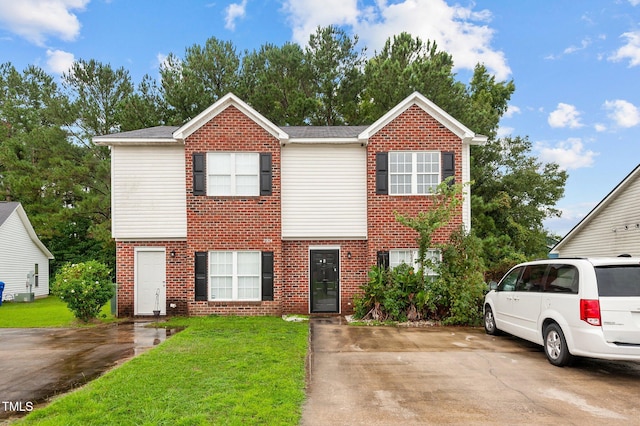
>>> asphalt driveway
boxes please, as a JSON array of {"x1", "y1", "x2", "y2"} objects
[{"x1": 302, "y1": 317, "x2": 640, "y2": 425}]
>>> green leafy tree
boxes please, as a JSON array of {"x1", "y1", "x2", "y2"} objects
[
  {"x1": 238, "y1": 43, "x2": 315, "y2": 125},
  {"x1": 51, "y1": 261, "x2": 114, "y2": 322},
  {"x1": 119, "y1": 74, "x2": 168, "y2": 131},
  {"x1": 161, "y1": 37, "x2": 240, "y2": 123},
  {"x1": 471, "y1": 136, "x2": 567, "y2": 278},
  {"x1": 362, "y1": 33, "x2": 467, "y2": 122},
  {"x1": 305, "y1": 26, "x2": 366, "y2": 125}
]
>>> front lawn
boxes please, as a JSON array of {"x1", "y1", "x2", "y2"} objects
[
  {"x1": 0, "y1": 297, "x2": 115, "y2": 328},
  {"x1": 16, "y1": 316, "x2": 309, "y2": 425}
]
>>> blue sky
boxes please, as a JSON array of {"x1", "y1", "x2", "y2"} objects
[{"x1": 1, "y1": 0, "x2": 639, "y2": 237}]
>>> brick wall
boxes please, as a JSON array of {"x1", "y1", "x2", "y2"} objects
[
  {"x1": 183, "y1": 105, "x2": 283, "y2": 316},
  {"x1": 115, "y1": 240, "x2": 188, "y2": 317},
  {"x1": 366, "y1": 104, "x2": 463, "y2": 264}
]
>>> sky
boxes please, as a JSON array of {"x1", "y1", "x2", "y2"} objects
[{"x1": 0, "y1": 0, "x2": 639, "y2": 237}]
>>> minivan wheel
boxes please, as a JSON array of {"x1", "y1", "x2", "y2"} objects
[
  {"x1": 484, "y1": 306, "x2": 498, "y2": 335},
  {"x1": 544, "y1": 323, "x2": 574, "y2": 367}
]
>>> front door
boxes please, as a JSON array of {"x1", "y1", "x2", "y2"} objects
[
  {"x1": 135, "y1": 248, "x2": 166, "y2": 315},
  {"x1": 310, "y1": 250, "x2": 339, "y2": 313}
]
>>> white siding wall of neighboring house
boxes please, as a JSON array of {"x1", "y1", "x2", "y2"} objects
[
  {"x1": 557, "y1": 175, "x2": 640, "y2": 257},
  {"x1": 281, "y1": 144, "x2": 367, "y2": 239},
  {"x1": 112, "y1": 145, "x2": 187, "y2": 240},
  {"x1": 0, "y1": 211, "x2": 50, "y2": 297}
]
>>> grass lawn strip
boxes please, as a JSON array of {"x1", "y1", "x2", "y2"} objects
[
  {"x1": 16, "y1": 316, "x2": 308, "y2": 425},
  {"x1": 0, "y1": 297, "x2": 115, "y2": 328}
]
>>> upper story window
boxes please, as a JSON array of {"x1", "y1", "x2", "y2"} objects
[
  {"x1": 207, "y1": 153, "x2": 259, "y2": 196},
  {"x1": 389, "y1": 152, "x2": 440, "y2": 195}
]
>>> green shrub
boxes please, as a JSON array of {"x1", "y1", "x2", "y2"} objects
[{"x1": 51, "y1": 260, "x2": 114, "y2": 322}]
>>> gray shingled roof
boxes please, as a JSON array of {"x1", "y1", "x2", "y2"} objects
[
  {"x1": 284, "y1": 126, "x2": 369, "y2": 139},
  {"x1": 94, "y1": 126, "x2": 180, "y2": 140},
  {"x1": 0, "y1": 202, "x2": 19, "y2": 227}
]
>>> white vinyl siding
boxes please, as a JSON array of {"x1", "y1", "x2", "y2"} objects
[
  {"x1": 281, "y1": 144, "x2": 367, "y2": 239},
  {"x1": 111, "y1": 145, "x2": 187, "y2": 240},
  {"x1": 0, "y1": 211, "x2": 50, "y2": 298},
  {"x1": 555, "y1": 174, "x2": 640, "y2": 257},
  {"x1": 207, "y1": 152, "x2": 259, "y2": 196},
  {"x1": 209, "y1": 251, "x2": 261, "y2": 301},
  {"x1": 461, "y1": 143, "x2": 472, "y2": 232}
]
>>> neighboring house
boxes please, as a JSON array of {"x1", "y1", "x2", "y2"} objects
[
  {"x1": 0, "y1": 202, "x2": 54, "y2": 299},
  {"x1": 550, "y1": 164, "x2": 640, "y2": 258},
  {"x1": 94, "y1": 92, "x2": 486, "y2": 317}
]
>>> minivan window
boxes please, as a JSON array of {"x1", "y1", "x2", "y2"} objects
[
  {"x1": 498, "y1": 267, "x2": 522, "y2": 292},
  {"x1": 595, "y1": 265, "x2": 640, "y2": 297},
  {"x1": 546, "y1": 264, "x2": 579, "y2": 294},
  {"x1": 516, "y1": 265, "x2": 547, "y2": 292}
]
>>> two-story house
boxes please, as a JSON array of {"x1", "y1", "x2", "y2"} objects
[{"x1": 94, "y1": 92, "x2": 486, "y2": 317}]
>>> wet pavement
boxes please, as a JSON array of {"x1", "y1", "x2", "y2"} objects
[
  {"x1": 0, "y1": 322, "x2": 177, "y2": 420},
  {"x1": 302, "y1": 317, "x2": 640, "y2": 425}
]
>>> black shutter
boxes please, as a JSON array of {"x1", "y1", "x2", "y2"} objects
[
  {"x1": 376, "y1": 152, "x2": 388, "y2": 195},
  {"x1": 261, "y1": 251, "x2": 274, "y2": 301},
  {"x1": 441, "y1": 152, "x2": 455, "y2": 185},
  {"x1": 377, "y1": 251, "x2": 390, "y2": 269},
  {"x1": 195, "y1": 252, "x2": 208, "y2": 301},
  {"x1": 193, "y1": 153, "x2": 206, "y2": 195},
  {"x1": 260, "y1": 153, "x2": 272, "y2": 196}
]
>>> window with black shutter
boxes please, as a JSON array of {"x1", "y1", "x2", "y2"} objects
[
  {"x1": 259, "y1": 153, "x2": 272, "y2": 196},
  {"x1": 193, "y1": 153, "x2": 206, "y2": 195},
  {"x1": 376, "y1": 152, "x2": 388, "y2": 195},
  {"x1": 441, "y1": 151, "x2": 455, "y2": 185},
  {"x1": 194, "y1": 252, "x2": 208, "y2": 301},
  {"x1": 261, "y1": 251, "x2": 274, "y2": 301}
]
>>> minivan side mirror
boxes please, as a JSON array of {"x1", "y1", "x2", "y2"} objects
[{"x1": 488, "y1": 281, "x2": 498, "y2": 291}]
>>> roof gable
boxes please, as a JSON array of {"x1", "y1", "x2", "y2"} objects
[
  {"x1": 551, "y1": 164, "x2": 640, "y2": 254},
  {"x1": 173, "y1": 93, "x2": 287, "y2": 141},
  {"x1": 358, "y1": 92, "x2": 487, "y2": 145},
  {"x1": 0, "y1": 202, "x2": 54, "y2": 259}
]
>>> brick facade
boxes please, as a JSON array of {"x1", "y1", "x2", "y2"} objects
[{"x1": 108, "y1": 93, "x2": 477, "y2": 318}]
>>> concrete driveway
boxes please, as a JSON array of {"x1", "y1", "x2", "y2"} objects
[
  {"x1": 0, "y1": 322, "x2": 175, "y2": 420},
  {"x1": 302, "y1": 317, "x2": 640, "y2": 425}
]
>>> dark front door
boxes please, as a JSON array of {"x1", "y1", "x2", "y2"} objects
[{"x1": 310, "y1": 250, "x2": 339, "y2": 313}]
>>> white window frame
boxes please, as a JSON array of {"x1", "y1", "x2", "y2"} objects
[
  {"x1": 390, "y1": 248, "x2": 441, "y2": 277},
  {"x1": 207, "y1": 152, "x2": 260, "y2": 196},
  {"x1": 209, "y1": 251, "x2": 261, "y2": 301},
  {"x1": 389, "y1": 151, "x2": 440, "y2": 195}
]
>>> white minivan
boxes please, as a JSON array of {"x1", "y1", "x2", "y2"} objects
[{"x1": 483, "y1": 257, "x2": 640, "y2": 366}]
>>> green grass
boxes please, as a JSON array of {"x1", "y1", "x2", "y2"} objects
[
  {"x1": 15, "y1": 316, "x2": 309, "y2": 426},
  {"x1": 0, "y1": 297, "x2": 115, "y2": 328}
]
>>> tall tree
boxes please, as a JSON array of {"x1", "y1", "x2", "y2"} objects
[
  {"x1": 119, "y1": 74, "x2": 168, "y2": 131},
  {"x1": 362, "y1": 33, "x2": 467, "y2": 122},
  {"x1": 471, "y1": 136, "x2": 567, "y2": 278},
  {"x1": 305, "y1": 26, "x2": 366, "y2": 125},
  {"x1": 161, "y1": 37, "x2": 240, "y2": 124},
  {"x1": 238, "y1": 43, "x2": 315, "y2": 125}
]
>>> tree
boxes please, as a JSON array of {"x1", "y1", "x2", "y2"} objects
[
  {"x1": 471, "y1": 136, "x2": 567, "y2": 278},
  {"x1": 305, "y1": 26, "x2": 366, "y2": 125},
  {"x1": 238, "y1": 43, "x2": 315, "y2": 125},
  {"x1": 362, "y1": 33, "x2": 467, "y2": 122},
  {"x1": 119, "y1": 74, "x2": 168, "y2": 131},
  {"x1": 161, "y1": 37, "x2": 240, "y2": 124}
]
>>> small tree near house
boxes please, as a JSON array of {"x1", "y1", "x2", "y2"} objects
[{"x1": 354, "y1": 179, "x2": 487, "y2": 324}]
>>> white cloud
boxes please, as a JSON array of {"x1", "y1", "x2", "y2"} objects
[
  {"x1": 609, "y1": 31, "x2": 640, "y2": 67},
  {"x1": 282, "y1": 0, "x2": 511, "y2": 80},
  {"x1": 0, "y1": 0, "x2": 88, "y2": 46},
  {"x1": 503, "y1": 104, "x2": 521, "y2": 118},
  {"x1": 46, "y1": 49, "x2": 74, "y2": 74},
  {"x1": 603, "y1": 99, "x2": 640, "y2": 128},
  {"x1": 548, "y1": 103, "x2": 583, "y2": 129},
  {"x1": 629, "y1": 0, "x2": 640, "y2": 6},
  {"x1": 594, "y1": 123, "x2": 607, "y2": 132},
  {"x1": 496, "y1": 126, "x2": 513, "y2": 138},
  {"x1": 536, "y1": 138, "x2": 598, "y2": 171},
  {"x1": 225, "y1": 0, "x2": 248, "y2": 31}
]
